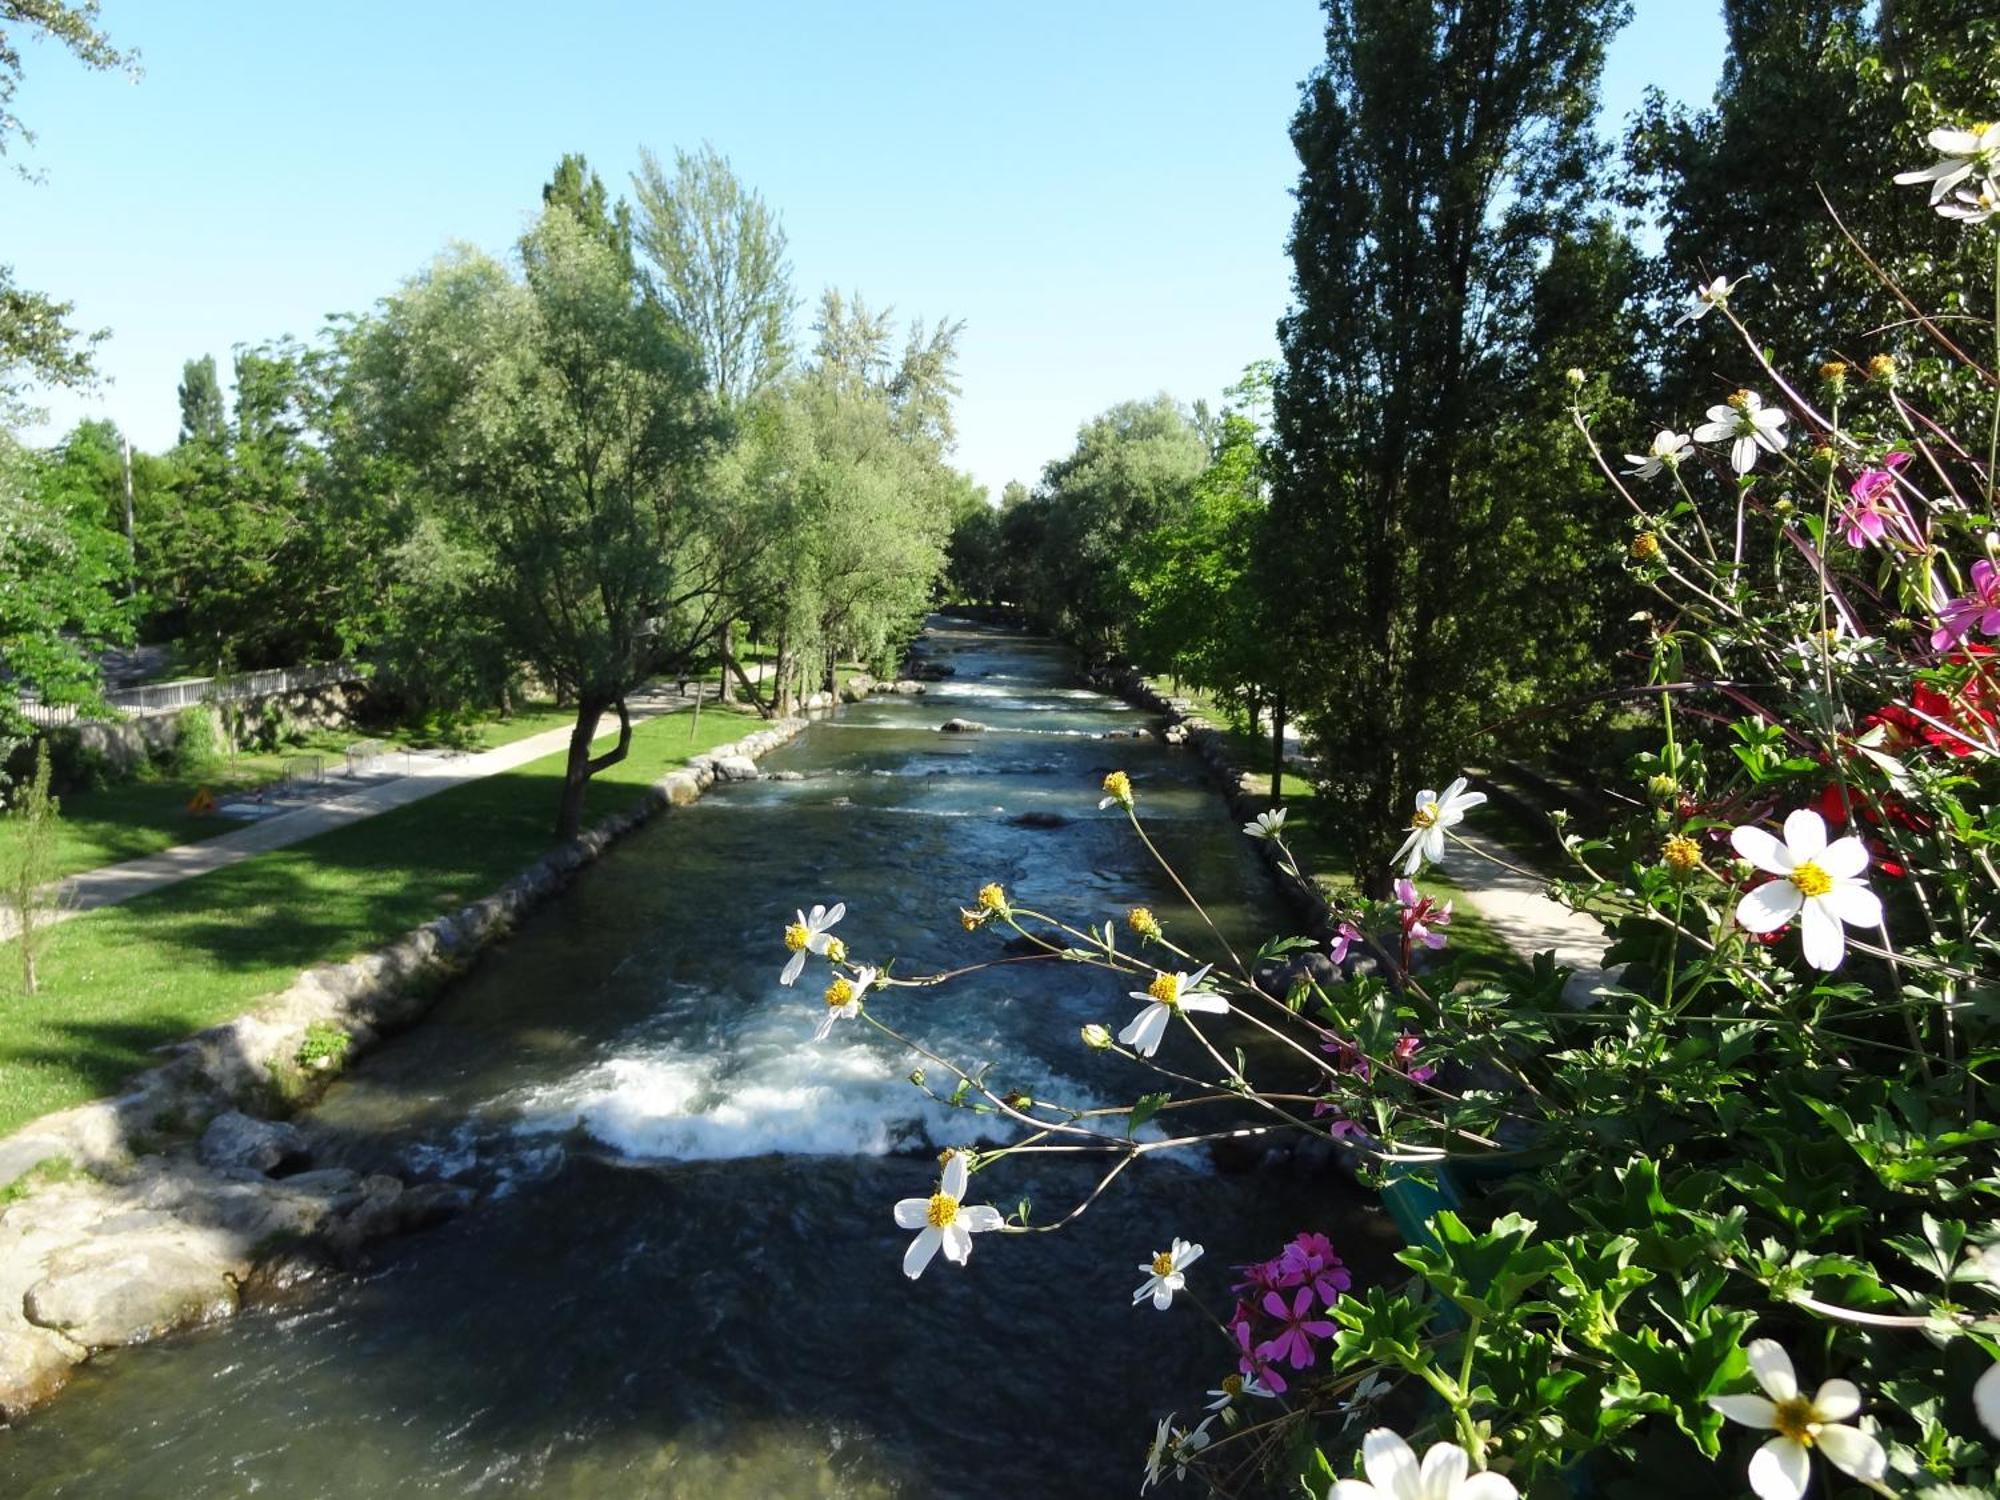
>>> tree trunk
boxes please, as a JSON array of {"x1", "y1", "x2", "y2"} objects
[
  {"x1": 719, "y1": 619, "x2": 738, "y2": 705},
  {"x1": 726, "y1": 652, "x2": 773, "y2": 716},
  {"x1": 1270, "y1": 693, "x2": 1288, "y2": 803},
  {"x1": 554, "y1": 694, "x2": 632, "y2": 841}
]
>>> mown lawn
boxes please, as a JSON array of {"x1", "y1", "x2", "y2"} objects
[
  {"x1": 1, "y1": 702, "x2": 588, "y2": 883},
  {"x1": 0, "y1": 704, "x2": 767, "y2": 1136}
]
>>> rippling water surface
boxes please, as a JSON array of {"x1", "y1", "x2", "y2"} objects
[{"x1": 0, "y1": 618, "x2": 1396, "y2": 1498}]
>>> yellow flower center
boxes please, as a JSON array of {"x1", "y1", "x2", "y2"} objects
[
  {"x1": 1727, "y1": 388, "x2": 1754, "y2": 410},
  {"x1": 1630, "y1": 533, "x2": 1662, "y2": 561},
  {"x1": 1772, "y1": 1396, "x2": 1821, "y2": 1445},
  {"x1": 1868, "y1": 354, "x2": 1897, "y2": 380},
  {"x1": 1411, "y1": 801, "x2": 1441, "y2": 829},
  {"x1": 977, "y1": 882, "x2": 1006, "y2": 912},
  {"x1": 824, "y1": 977, "x2": 855, "y2": 1008},
  {"x1": 1819, "y1": 360, "x2": 1848, "y2": 382},
  {"x1": 1972, "y1": 121, "x2": 1994, "y2": 137},
  {"x1": 1220, "y1": 1374, "x2": 1243, "y2": 1397},
  {"x1": 1662, "y1": 835, "x2": 1702, "y2": 876},
  {"x1": 784, "y1": 922, "x2": 810, "y2": 952},
  {"x1": 1128, "y1": 906, "x2": 1161, "y2": 938},
  {"x1": 1147, "y1": 973, "x2": 1180, "y2": 1006},
  {"x1": 1790, "y1": 860, "x2": 1834, "y2": 898},
  {"x1": 822, "y1": 937, "x2": 847, "y2": 964},
  {"x1": 1151, "y1": 1250, "x2": 1176, "y2": 1277},
  {"x1": 926, "y1": 1193, "x2": 959, "y2": 1229},
  {"x1": 1103, "y1": 770, "x2": 1133, "y2": 804}
]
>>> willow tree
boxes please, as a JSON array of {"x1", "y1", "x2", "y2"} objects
[{"x1": 1269, "y1": 0, "x2": 1628, "y2": 886}]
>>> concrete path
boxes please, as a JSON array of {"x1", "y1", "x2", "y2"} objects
[
  {"x1": 1, "y1": 681, "x2": 737, "y2": 941},
  {"x1": 1446, "y1": 830, "x2": 1615, "y2": 1004}
]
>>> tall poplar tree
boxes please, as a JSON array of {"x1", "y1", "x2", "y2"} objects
[{"x1": 1270, "y1": 0, "x2": 1629, "y2": 885}]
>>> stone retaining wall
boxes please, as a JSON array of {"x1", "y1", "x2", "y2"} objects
[{"x1": 0, "y1": 715, "x2": 808, "y2": 1421}]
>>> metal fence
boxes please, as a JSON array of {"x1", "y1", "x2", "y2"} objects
[{"x1": 17, "y1": 662, "x2": 362, "y2": 729}]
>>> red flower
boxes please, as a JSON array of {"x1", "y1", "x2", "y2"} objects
[{"x1": 1911, "y1": 645, "x2": 1997, "y2": 758}]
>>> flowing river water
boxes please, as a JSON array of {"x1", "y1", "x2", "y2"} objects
[{"x1": 0, "y1": 618, "x2": 1394, "y2": 1497}]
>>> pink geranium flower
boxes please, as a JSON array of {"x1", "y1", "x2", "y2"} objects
[
  {"x1": 1394, "y1": 878, "x2": 1452, "y2": 951},
  {"x1": 1228, "y1": 1306, "x2": 1289, "y2": 1395},
  {"x1": 1839, "y1": 451, "x2": 1912, "y2": 548},
  {"x1": 1330, "y1": 920, "x2": 1363, "y2": 965},
  {"x1": 1392, "y1": 1032, "x2": 1438, "y2": 1085},
  {"x1": 1280, "y1": 1232, "x2": 1353, "y2": 1305},
  {"x1": 1933, "y1": 560, "x2": 2000, "y2": 649},
  {"x1": 1257, "y1": 1287, "x2": 1336, "y2": 1370}
]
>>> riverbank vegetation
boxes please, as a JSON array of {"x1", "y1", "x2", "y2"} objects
[{"x1": 915, "y1": 2, "x2": 2000, "y2": 1495}]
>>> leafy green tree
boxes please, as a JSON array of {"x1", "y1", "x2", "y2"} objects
[
  {"x1": 175, "y1": 354, "x2": 227, "y2": 447},
  {"x1": 633, "y1": 143, "x2": 794, "y2": 405},
  {"x1": 542, "y1": 152, "x2": 636, "y2": 279},
  {"x1": 1269, "y1": 0, "x2": 1629, "y2": 888},
  {"x1": 356, "y1": 207, "x2": 724, "y2": 837},
  {"x1": 1023, "y1": 395, "x2": 1208, "y2": 654}
]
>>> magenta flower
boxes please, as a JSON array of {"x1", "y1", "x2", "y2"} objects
[
  {"x1": 1392, "y1": 1032, "x2": 1438, "y2": 1085},
  {"x1": 1232, "y1": 1255, "x2": 1301, "y2": 1297},
  {"x1": 1394, "y1": 878, "x2": 1452, "y2": 951},
  {"x1": 1228, "y1": 1306, "x2": 1289, "y2": 1395},
  {"x1": 1839, "y1": 452, "x2": 1913, "y2": 549},
  {"x1": 1321, "y1": 1032, "x2": 1371, "y2": 1079},
  {"x1": 1934, "y1": 560, "x2": 2000, "y2": 649},
  {"x1": 1330, "y1": 920, "x2": 1363, "y2": 965},
  {"x1": 1280, "y1": 1232, "x2": 1353, "y2": 1305},
  {"x1": 1257, "y1": 1287, "x2": 1336, "y2": 1370}
]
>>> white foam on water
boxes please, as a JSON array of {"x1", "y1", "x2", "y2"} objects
[{"x1": 509, "y1": 1021, "x2": 1107, "y2": 1164}]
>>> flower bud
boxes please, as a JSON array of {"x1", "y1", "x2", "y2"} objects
[
  {"x1": 1565, "y1": 366, "x2": 1586, "y2": 387},
  {"x1": 1081, "y1": 1023, "x2": 1113, "y2": 1050},
  {"x1": 1101, "y1": 769, "x2": 1134, "y2": 808},
  {"x1": 977, "y1": 882, "x2": 1008, "y2": 914},
  {"x1": 1630, "y1": 532, "x2": 1663, "y2": 563},
  {"x1": 1662, "y1": 834, "x2": 1702, "y2": 878},
  {"x1": 1127, "y1": 905, "x2": 1162, "y2": 939},
  {"x1": 1645, "y1": 772, "x2": 1678, "y2": 802},
  {"x1": 1867, "y1": 353, "x2": 1897, "y2": 383}
]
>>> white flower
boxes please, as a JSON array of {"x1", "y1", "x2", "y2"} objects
[
  {"x1": 1118, "y1": 964, "x2": 1226, "y2": 1058},
  {"x1": 1708, "y1": 1339, "x2": 1887, "y2": 1500},
  {"x1": 1894, "y1": 121, "x2": 2000, "y2": 205},
  {"x1": 1328, "y1": 1428, "x2": 1517, "y2": 1499},
  {"x1": 1205, "y1": 1372, "x2": 1276, "y2": 1410},
  {"x1": 1938, "y1": 179, "x2": 1999, "y2": 225},
  {"x1": 1730, "y1": 808, "x2": 1881, "y2": 971},
  {"x1": 1692, "y1": 389, "x2": 1789, "y2": 475},
  {"x1": 1142, "y1": 1415, "x2": 1214, "y2": 1490},
  {"x1": 1623, "y1": 429, "x2": 1695, "y2": 480},
  {"x1": 1134, "y1": 1238, "x2": 1203, "y2": 1310},
  {"x1": 1244, "y1": 808, "x2": 1287, "y2": 840},
  {"x1": 1392, "y1": 776, "x2": 1486, "y2": 875},
  {"x1": 1674, "y1": 274, "x2": 1742, "y2": 326},
  {"x1": 812, "y1": 964, "x2": 874, "y2": 1041},
  {"x1": 892, "y1": 1150, "x2": 1004, "y2": 1279},
  {"x1": 1976, "y1": 1360, "x2": 2000, "y2": 1440},
  {"x1": 780, "y1": 902, "x2": 845, "y2": 986}
]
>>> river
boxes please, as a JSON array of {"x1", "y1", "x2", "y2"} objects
[{"x1": 0, "y1": 617, "x2": 1394, "y2": 1497}]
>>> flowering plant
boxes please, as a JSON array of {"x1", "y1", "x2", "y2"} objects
[{"x1": 782, "y1": 122, "x2": 2000, "y2": 1496}]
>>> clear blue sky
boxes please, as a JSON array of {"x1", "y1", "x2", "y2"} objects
[{"x1": 7, "y1": 1, "x2": 1725, "y2": 499}]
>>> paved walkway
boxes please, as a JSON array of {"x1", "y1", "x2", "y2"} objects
[
  {"x1": 1448, "y1": 830, "x2": 1615, "y2": 1005},
  {"x1": 1, "y1": 681, "x2": 735, "y2": 941}
]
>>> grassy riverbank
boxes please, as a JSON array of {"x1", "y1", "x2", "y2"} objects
[
  {"x1": 0, "y1": 705, "x2": 766, "y2": 1136},
  {"x1": 2, "y1": 701, "x2": 587, "y2": 884}
]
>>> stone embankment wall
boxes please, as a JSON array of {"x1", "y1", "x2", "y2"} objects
[{"x1": 0, "y1": 716, "x2": 808, "y2": 1421}]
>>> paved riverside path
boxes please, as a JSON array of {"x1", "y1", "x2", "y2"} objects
[
  {"x1": 1, "y1": 681, "x2": 736, "y2": 941},
  {"x1": 1448, "y1": 829, "x2": 1615, "y2": 1005}
]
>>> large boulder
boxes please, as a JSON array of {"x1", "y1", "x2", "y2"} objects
[
  {"x1": 710, "y1": 755, "x2": 761, "y2": 782},
  {"x1": 198, "y1": 1112, "x2": 309, "y2": 1176},
  {"x1": 24, "y1": 1236, "x2": 237, "y2": 1347},
  {"x1": 938, "y1": 718, "x2": 988, "y2": 734}
]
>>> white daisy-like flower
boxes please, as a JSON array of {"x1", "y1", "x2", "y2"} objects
[
  {"x1": 1205, "y1": 1372, "x2": 1276, "y2": 1410},
  {"x1": 1975, "y1": 1360, "x2": 2000, "y2": 1439},
  {"x1": 1894, "y1": 121, "x2": 2000, "y2": 205},
  {"x1": 892, "y1": 1150, "x2": 1004, "y2": 1279},
  {"x1": 1692, "y1": 389, "x2": 1790, "y2": 475},
  {"x1": 1938, "y1": 179, "x2": 1999, "y2": 224},
  {"x1": 780, "y1": 902, "x2": 845, "y2": 985},
  {"x1": 1730, "y1": 808, "x2": 1882, "y2": 971},
  {"x1": 1328, "y1": 1428, "x2": 1518, "y2": 1499},
  {"x1": 1673, "y1": 274, "x2": 1742, "y2": 327},
  {"x1": 1142, "y1": 1415, "x2": 1214, "y2": 1490},
  {"x1": 1118, "y1": 964, "x2": 1226, "y2": 1058},
  {"x1": 1134, "y1": 1238, "x2": 1204, "y2": 1310},
  {"x1": 1623, "y1": 429, "x2": 1695, "y2": 480},
  {"x1": 1392, "y1": 776, "x2": 1486, "y2": 875},
  {"x1": 1244, "y1": 808, "x2": 1287, "y2": 840},
  {"x1": 812, "y1": 964, "x2": 875, "y2": 1041},
  {"x1": 1708, "y1": 1339, "x2": 1887, "y2": 1500}
]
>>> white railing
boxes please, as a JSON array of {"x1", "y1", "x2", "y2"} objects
[{"x1": 17, "y1": 662, "x2": 363, "y2": 728}]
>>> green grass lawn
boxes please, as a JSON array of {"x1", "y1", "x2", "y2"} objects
[
  {"x1": 2, "y1": 701, "x2": 591, "y2": 884},
  {"x1": 0, "y1": 704, "x2": 767, "y2": 1136}
]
